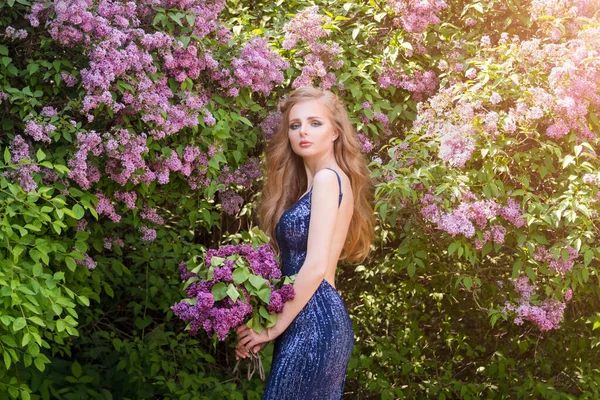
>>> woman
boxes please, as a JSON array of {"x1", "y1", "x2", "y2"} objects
[{"x1": 235, "y1": 86, "x2": 375, "y2": 398}]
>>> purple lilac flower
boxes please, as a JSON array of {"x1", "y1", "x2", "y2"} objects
[
  {"x1": 139, "y1": 226, "x2": 157, "y2": 241},
  {"x1": 140, "y1": 204, "x2": 165, "y2": 225},
  {"x1": 75, "y1": 251, "x2": 97, "y2": 270},
  {"x1": 5, "y1": 135, "x2": 40, "y2": 192},
  {"x1": 41, "y1": 106, "x2": 58, "y2": 117},
  {"x1": 219, "y1": 190, "x2": 244, "y2": 215},
  {"x1": 231, "y1": 37, "x2": 289, "y2": 96}
]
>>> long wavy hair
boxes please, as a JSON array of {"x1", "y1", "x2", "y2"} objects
[{"x1": 258, "y1": 87, "x2": 375, "y2": 264}]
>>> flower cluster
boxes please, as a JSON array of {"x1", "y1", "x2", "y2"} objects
[
  {"x1": 380, "y1": 68, "x2": 439, "y2": 102},
  {"x1": 359, "y1": 102, "x2": 392, "y2": 137},
  {"x1": 218, "y1": 190, "x2": 244, "y2": 215},
  {"x1": 533, "y1": 245, "x2": 579, "y2": 274},
  {"x1": 260, "y1": 111, "x2": 282, "y2": 141},
  {"x1": 420, "y1": 192, "x2": 524, "y2": 247},
  {"x1": 74, "y1": 251, "x2": 98, "y2": 271},
  {"x1": 387, "y1": 0, "x2": 448, "y2": 34},
  {"x1": 24, "y1": 120, "x2": 54, "y2": 143},
  {"x1": 172, "y1": 244, "x2": 295, "y2": 341},
  {"x1": 3, "y1": 135, "x2": 40, "y2": 192},
  {"x1": 4, "y1": 26, "x2": 28, "y2": 40},
  {"x1": 283, "y1": 6, "x2": 344, "y2": 89},
  {"x1": 504, "y1": 276, "x2": 566, "y2": 331},
  {"x1": 231, "y1": 37, "x2": 289, "y2": 95}
]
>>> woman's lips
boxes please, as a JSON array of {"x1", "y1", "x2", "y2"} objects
[{"x1": 299, "y1": 141, "x2": 312, "y2": 147}]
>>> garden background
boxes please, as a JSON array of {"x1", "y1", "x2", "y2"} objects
[{"x1": 1, "y1": 0, "x2": 600, "y2": 398}]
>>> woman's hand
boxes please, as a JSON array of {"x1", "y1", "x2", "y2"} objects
[{"x1": 235, "y1": 324, "x2": 279, "y2": 360}]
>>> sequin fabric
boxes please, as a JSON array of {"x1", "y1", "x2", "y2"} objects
[{"x1": 263, "y1": 168, "x2": 354, "y2": 400}]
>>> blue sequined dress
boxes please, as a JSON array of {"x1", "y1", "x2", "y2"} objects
[{"x1": 262, "y1": 168, "x2": 354, "y2": 400}]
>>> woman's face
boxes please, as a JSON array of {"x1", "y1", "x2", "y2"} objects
[{"x1": 288, "y1": 100, "x2": 338, "y2": 159}]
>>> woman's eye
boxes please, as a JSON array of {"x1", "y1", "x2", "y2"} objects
[
  {"x1": 290, "y1": 123, "x2": 300, "y2": 129},
  {"x1": 311, "y1": 121, "x2": 321, "y2": 127}
]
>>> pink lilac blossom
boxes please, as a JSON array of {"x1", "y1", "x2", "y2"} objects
[
  {"x1": 68, "y1": 131, "x2": 103, "y2": 190},
  {"x1": 74, "y1": 219, "x2": 88, "y2": 232},
  {"x1": 282, "y1": 7, "x2": 344, "y2": 89},
  {"x1": 507, "y1": 298, "x2": 566, "y2": 331},
  {"x1": 534, "y1": 245, "x2": 579, "y2": 274},
  {"x1": 480, "y1": 35, "x2": 492, "y2": 47},
  {"x1": 513, "y1": 275, "x2": 536, "y2": 300},
  {"x1": 95, "y1": 190, "x2": 121, "y2": 223},
  {"x1": 378, "y1": 66, "x2": 439, "y2": 101},
  {"x1": 387, "y1": 0, "x2": 448, "y2": 33},
  {"x1": 114, "y1": 190, "x2": 137, "y2": 209},
  {"x1": 74, "y1": 250, "x2": 97, "y2": 270},
  {"x1": 357, "y1": 132, "x2": 374, "y2": 153},
  {"x1": 4, "y1": 135, "x2": 40, "y2": 192},
  {"x1": 24, "y1": 120, "x2": 52, "y2": 143},
  {"x1": 465, "y1": 18, "x2": 477, "y2": 27},
  {"x1": 139, "y1": 226, "x2": 157, "y2": 241},
  {"x1": 41, "y1": 106, "x2": 58, "y2": 117},
  {"x1": 260, "y1": 111, "x2": 282, "y2": 141},
  {"x1": 564, "y1": 288, "x2": 573, "y2": 301},
  {"x1": 230, "y1": 37, "x2": 289, "y2": 96},
  {"x1": 4, "y1": 26, "x2": 28, "y2": 39},
  {"x1": 499, "y1": 198, "x2": 526, "y2": 227},
  {"x1": 140, "y1": 204, "x2": 165, "y2": 225},
  {"x1": 438, "y1": 124, "x2": 476, "y2": 167},
  {"x1": 219, "y1": 190, "x2": 244, "y2": 215},
  {"x1": 490, "y1": 92, "x2": 502, "y2": 104},
  {"x1": 282, "y1": 6, "x2": 330, "y2": 49}
]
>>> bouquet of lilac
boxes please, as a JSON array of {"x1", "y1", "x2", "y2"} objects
[{"x1": 171, "y1": 243, "x2": 295, "y2": 342}]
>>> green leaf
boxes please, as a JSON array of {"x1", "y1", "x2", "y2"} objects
[
  {"x1": 210, "y1": 256, "x2": 225, "y2": 267},
  {"x1": 407, "y1": 263, "x2": 416, "y2": 278},
  {"x1": 232, "y1": 267, "x2": 250, "y2": 285},
  {"x1": 256, "y1": 286, "x2": 271, "y2": 304},
  {"x1": 13, "y1": 317, "x2": 27, "y2": 332},
  {"x1": 248, "y1": 275, "x2": 267, "y2": 290},
  {"x1": 4, "y1": 147, "x2": 10, "y2": 164},
  {"x1": 72, "y1": 361, "x2": 82, "y2": 377},
  {"x1": 27, "y1": 316, "x2": 45, "y2": 327},
  {"x1": 3, "y1": 352, "x2": 10, "y2": 370},
  {"x1": 22, "y1": 333, "x2": 31, "y2": 347},
  {"x1": 72, "y1": 204, "x2": 85, "y2": 220},
  {"x1": 259, "y1": 306, "x2": 270, "y2": 319},
  {"x1": 36, "y1": 149, "x2": 46, "y2": 161},
  {"x1": 34, "y1": 357, "x2": 46, "y2": 372},
  {"x1": 1, "y1": 335, "x2": 17, "y2": 347},
  {"x1": 463, "y1": 276, "x2": 473, "y2": 291},
  {"x1": 226, "y1": 284, "x2": 240, "y2": 302},
  {"x1": 584, "y1": 250, "x2": 594, "y2": 266},
  {"x1": 65, "y1": 257, "x2": 76, "y2": 272},
  {"x1": 77, "y1": 296, "x2": 90, "y2": 306},
  {"x1": 211, "y1": 282, "x2": 228, "y2": 301}
]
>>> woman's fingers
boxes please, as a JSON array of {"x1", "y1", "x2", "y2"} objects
[
  {"x1": 235, "y1": 347, "x2": 248, "y2": 360},
  {"x1": 236, "y1": 324, "x2": 250, "y2": 334}
]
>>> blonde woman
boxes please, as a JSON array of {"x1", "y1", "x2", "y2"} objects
[{"x1": 236, "y1": 86, "x2": 375, "y2": 398}]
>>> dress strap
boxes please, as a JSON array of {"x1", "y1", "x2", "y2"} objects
[{"x1": 323, "y1": 167, "x2": 343, "y2": 207}]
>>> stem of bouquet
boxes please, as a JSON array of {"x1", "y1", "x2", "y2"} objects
[{"x1": 233, "y1": 351, "x2": 265, "y2": 381}]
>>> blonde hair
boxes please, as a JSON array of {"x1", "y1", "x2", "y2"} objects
[{"x1": 258, "y1": 87, "x2": 375, "y2": 263}]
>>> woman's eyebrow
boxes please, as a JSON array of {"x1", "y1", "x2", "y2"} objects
[{"x1": 289, "y1": 116, "x2": 323, "y2": 122}]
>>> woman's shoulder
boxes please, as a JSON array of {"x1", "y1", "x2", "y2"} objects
[{"x1": 313, "y1": 167, "x2": 351, "y2": 197}]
